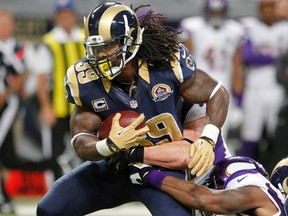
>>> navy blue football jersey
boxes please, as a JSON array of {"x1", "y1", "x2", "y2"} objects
[{"x1": 65, "y1": 44, "x2": 196, "y2": 146}]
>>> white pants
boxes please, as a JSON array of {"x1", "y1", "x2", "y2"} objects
[{"x1": 241, "y1": 86, "x2": 284, "y2": 141}]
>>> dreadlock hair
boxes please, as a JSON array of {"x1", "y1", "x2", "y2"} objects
[{"x1": 133, "y1": 5, "x2": 181, "y2": 68}]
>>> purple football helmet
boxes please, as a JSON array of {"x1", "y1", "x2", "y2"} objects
[
  {"x1": 204, "y1": 156, "x2": 268, "y2": 189},
  {"x1": 204, "y1": 0, "x2": 228, "y2": 13},
  {"x1": 204, "y1": 0, "x2": 228, "y2": 28}
]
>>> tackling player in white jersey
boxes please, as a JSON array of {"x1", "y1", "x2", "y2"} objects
[
  {"x1": 131, "y1": 156, "x2": 286, "y2": 215},
  {"x1": 130, "y1": 156, "x2": 286, "y2": 216}
]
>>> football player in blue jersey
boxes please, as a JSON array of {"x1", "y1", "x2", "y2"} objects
[
  {"x1": 37, "y1": 2, "x2": 229, "y2": 216},
  {"x1": 130, "y1": 156, "x2": 286, "y2": 215}
]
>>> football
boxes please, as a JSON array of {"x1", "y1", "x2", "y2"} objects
[{"x1": 98, "y1": 110, "x2": 146, "y2": 139}]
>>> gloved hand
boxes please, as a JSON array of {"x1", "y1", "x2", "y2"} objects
[
  {"x1": 130, "y1": 163, "x2": 153, "y2": 185},
  {"x1": 188, "y1": 136, "x2": 215, "y2": 177},
  {"x1": 107, "y1": 113, "x2": 150, "y2": 152},
  {"x1": 107, "y1": 146, "x2": 144, "y2": 174}
]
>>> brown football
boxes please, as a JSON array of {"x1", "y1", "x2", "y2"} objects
[{"x1": 98, "y1": 110, "x2": 146, "y2": 139}]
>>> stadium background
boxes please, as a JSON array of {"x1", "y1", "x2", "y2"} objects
[
  {"x1": 1, "y1": 0, "x2": 258, "y2": 41},
  {"x1": 0, "y1": 0, "x2": 262, "y2": 215}
]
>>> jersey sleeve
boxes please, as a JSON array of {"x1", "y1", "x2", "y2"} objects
[
  {"x1": 64, "y1": 64, "x2": 82, "y2": 106},
  {"x1": 225, "y1": 170, "x2": 286, "y2": 214},
  {"x1": 184, "y1": 104, "x2": 206, "y2": 124},
  {"x1": 179, "y1": 16, "x2": 202, "y2": 41},
  {"x1": 225, "y1": 170, "x2": 268, "y2": 190},
  {"x1": 0, "y1": 45, "x2": 25, "y2": 93},
  {"x1": 0, "y1": 47, "x2": 25, "y2": 75},
  {"x1": 229, "y1": 19, "x2": 245, "y2": 45},
  {"x1": 177, "y1": 43, "x2": 197, "y2": 81}
]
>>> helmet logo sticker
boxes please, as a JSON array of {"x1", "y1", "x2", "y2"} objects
[
  {"x1": 186, "y1": 55, "x2": 196, "y2": 71},
  {"x1": 151, "y1": 84, "x2": 173, "y2": 102}
]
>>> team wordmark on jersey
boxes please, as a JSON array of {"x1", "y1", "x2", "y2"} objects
[{"x1": 151, "y1": 84, "x2": 173, "y2": 102}]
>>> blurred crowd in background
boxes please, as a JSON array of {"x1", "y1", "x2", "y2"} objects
[{"x1": 1, "y1": 0, "x2": 288, "y2": 214}]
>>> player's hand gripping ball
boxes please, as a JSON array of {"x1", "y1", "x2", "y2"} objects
[
  {"x1": 98, "y1": 110, "x2": 149, "y2": 152},
  {"x1": 98, "y1": 110, "x2": 147, "y2": 139}
]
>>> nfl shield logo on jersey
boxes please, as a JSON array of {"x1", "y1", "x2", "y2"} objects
[{"x1": 130, "y1": 100, "x2": 138, "y2": 108}]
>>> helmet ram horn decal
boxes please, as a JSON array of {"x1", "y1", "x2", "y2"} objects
[
  {"x1": 271, "y1": 156, "x2": 288, "y2": 197},
  {"x1": 83, "y1": 2, "x2": 144, "y2": 80}
]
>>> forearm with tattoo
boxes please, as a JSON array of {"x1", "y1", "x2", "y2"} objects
[{"x1": 70, "y1": 105, "x2": 104, "y2": 161}]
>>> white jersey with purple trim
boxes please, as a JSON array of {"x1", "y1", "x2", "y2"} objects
[
  {"x1": 180, "y1": 16, "x2": 244, "y2": 93},
  {"x1": 225, "y1": 170, "x2": 286, "y2": 215},
  {"x1": 240, "y1": 17, "x2": 288, "y2": 89},
  {"x1": 240, "y1": 17, "x2": 288, "y2": 141},
  {"x1": 180, "y1": 16, "x2": 244, "y2": 139}
]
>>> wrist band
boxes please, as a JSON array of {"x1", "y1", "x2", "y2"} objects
[
  {"x1": 201, "y1": 124, "x2": 219, "y2": 144},
  {"x1": 209, "y1": 81, "x2": 222, "y2": 99},
  {"x1": 147, "y1": 170, "x2": 167, "y2": 190},
  {"x1": 200, "y1": 136, "x2": 215, "y2": 150},
  {"x1": 71, "y1": 132, "x2": 96, "y2": 147},
  {"x1": 95, "y1": 139, "x2": 113, "y2": 156}
]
